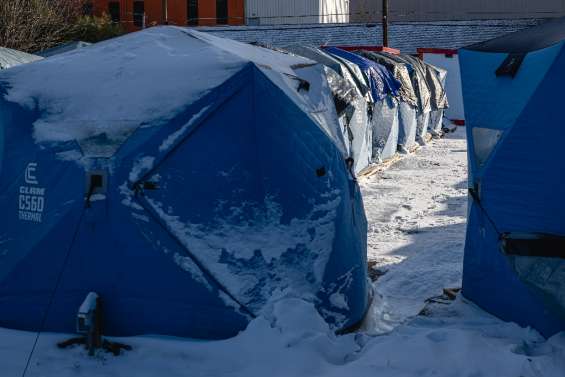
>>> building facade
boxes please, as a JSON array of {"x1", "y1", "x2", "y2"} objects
[
  {"x1": 246, "y1": 0, "x2": 349, "y2": 25},
  {"x1": 91, "y1": 0, "x2": 351, "y2": 30},
  {"x1": 350, "y1": 0, "x2": 565, "y2": 23},
  {"x1": 91, "y1": 0, "x2": 245, "y2": 30}
]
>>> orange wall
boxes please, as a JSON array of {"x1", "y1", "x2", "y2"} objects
[{"x1": 92, "y1": 0, "x2": 244, "y2": 30}]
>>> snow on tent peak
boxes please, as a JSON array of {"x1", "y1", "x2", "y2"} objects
[
  {"x1": 0, "y1": 27, "x2": 370, "y2": 339},
  {"x1": 460, "y1": 17, "x2": 565, "y2": 338}
]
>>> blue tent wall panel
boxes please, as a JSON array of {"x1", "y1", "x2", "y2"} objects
[
  {"x1": 460, "y1": 43, "x2": 563, "y2": 134},
  {"x1": 480, "y1": 47, "x2": 565, "y2": 236},
  {"x1": 254, "y1": 68, "x2": 369, "y2": 329},
  {"x1": 462, "y1": 203, "x2": 564, "y2": 337},
  {"x1": 461, "y1": 32, "x2": 565, "y2": 337}
]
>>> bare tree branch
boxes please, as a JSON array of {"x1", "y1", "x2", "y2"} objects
[{"x1": 0, "y1": 0, "x2": 87, "y2": 52}]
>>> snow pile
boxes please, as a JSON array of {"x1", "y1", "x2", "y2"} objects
[{"x1": 4, "y1": 297, "x2": 565, "y2": 377}]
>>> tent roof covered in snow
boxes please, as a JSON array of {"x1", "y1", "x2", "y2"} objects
[
  {"x1": 460, "y1": 18, "x2": 565, "y2": 337},
  {"x1": 0, "y1": 47, "x2": 42, "y2": 69},
  {"x1": 0, "y1": 27, "x2": 369, "y2": 339}
]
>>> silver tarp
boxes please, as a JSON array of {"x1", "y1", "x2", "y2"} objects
[
  {"x1": 356, "y1": 51, "x2": 418, "y2": 108},
  {"x1": 386, "y1": 53, "x2": 431, "y2": 114},
  {"x1": 428, "y1": 65, "x2": 449, "y2": 136},
  {"x1": 0, "y1": 47, "x2": 42, "y2": 70},
  {"x1": 286, "y1": 46, "x2": 373, "y2": 174},
  {"x1": 372, "y1": 96, "x2": 399, "y2": 162},
  {"x1": 397, "y1": 101, "x2": 418, "y2": 152}
]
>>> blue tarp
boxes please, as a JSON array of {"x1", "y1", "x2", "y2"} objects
[
  {"x1": 0, "y1": 27, "x2": 370, "y2": 339},
  {"x1": 460, "y1": 17, "x2": 565, "y2": 337},
  {"x1": 323, "y1": 47, "x2": 401, "y2": 101}
]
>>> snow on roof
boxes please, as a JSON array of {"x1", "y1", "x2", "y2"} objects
[
  {"x1": 0, "y1": 27, "x2": 319, "y2": 150},
  {"x1": 0, "y1": 47, "x2": 42, "y2": 70},
  {"x1": 195, "y1": 19, "x2": 542, "y2": 53}
]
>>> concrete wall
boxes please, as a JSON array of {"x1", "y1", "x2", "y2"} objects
[{"x1": 350, "y1": 0, "x2": 565, "y2": 22}]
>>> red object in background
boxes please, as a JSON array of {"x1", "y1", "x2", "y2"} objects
[
  {"x1": 91, "y1": 0, "x2": 245, "y2": 32},
  {"x1": 416, "y1": 48, "x2": 458, "y2": 60},
  {"x1": 330, "y1": 45, "x2": 401, "y2": 54}
]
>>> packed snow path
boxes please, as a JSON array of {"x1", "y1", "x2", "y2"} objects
[
  {"x1": 360, "y1": 128, "x2": 468, "y2": 333},
  {"x1": 3, "y1": 128, "x2": 564, "y2": 377}
]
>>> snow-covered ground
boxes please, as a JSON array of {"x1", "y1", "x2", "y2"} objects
[
  {"x1": 360, "y1": 128, "x2": 468, "y2": 334},
  {"x1": 3, "y1": 128, "x2": 564, "y2": 377}
]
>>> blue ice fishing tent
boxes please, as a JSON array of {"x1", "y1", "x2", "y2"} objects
[
  {"x1": 324, "y1": 47, "x2": 402, "y2": 163},
  {"x1": 0, "y1": 27, "x2": 370, "y2": 339},
  {"x1": 460, "y1": 17, "x2": 565, "y2": 337}
]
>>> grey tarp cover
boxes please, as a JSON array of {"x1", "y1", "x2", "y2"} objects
[
  {"x1": 397, "y1": 101, "x2": 418, "y2": 151},
  {"x1": 428, "y1": 65, "x2": 448, "y2": 135},
  {"x1": 356, "y1": 51, "x2": 418, "y2": 108},
  {"x1": 372, "y1": 53, "x2": 420, "y2": 150},
  {"x1": 392, "y1": 54, "x2": 432, "y2": 113},
  {"x1": 0, "y1": 47, "x2": 42, "y2": 69},
  {"x1": 394, "y1": 54, "x2": 435, "y2": 144},
  {"x1": 286, "y1": 46, "x2": 372, "y2": 174},
  {"x1": 328, "y1": 53, "x2": 373, "y2": 103},
  {"x1": 372, "y1": 96, "x2": 399, "y2": 162},
  {"x1": 422, "y1": 62, "x2": 449, "y2": 111},
  {"x1": 323, "y1": 66, "x2": 372, "y2": 173}
]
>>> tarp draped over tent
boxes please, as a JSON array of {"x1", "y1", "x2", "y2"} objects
[
  {"x1": 285, "y1": 46, "x2": 372, "y2": 174},
  {"x1": 0, "y1": 27, "x2": 370, "y2": 339},
  {"x1": 355, "y1": 51, "x2": 418, "y2": 108},
  {"x1": 323, "y1": 47, "x2": 400, "y2": 102},
  {"x1": 357, "y1": 51, "x2": 419, "y2": 152},
  {"x1": 460, "y1": 16, "x2": 565, "y2": 337},
  {"x1": 0, "y1": 47, "x2": 42, "y2": 70},
  {"x1": 427, "y1": 65, "x2": 448, "y2": 136},
  {"x1": 395, "y1": 54, "x2": 435, "y2": 145},
  {"x1": 324, "y1": 47, "x2": 402, "y2": 163}
]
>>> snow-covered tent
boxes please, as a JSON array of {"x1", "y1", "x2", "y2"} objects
[
  {"x1": 0, "y1": 47, "x2": 42, "y2": 70},
  {"x1": 356, "y1": 51, "x2": 419, "y2": 153},
  {"x1": 460, "y1": 17, "x2": 565, "y2": 337},
  {"x1": 324, "y1": 47, "x2": 401, "y2": 164},
  {"x1": 285, "y1": 46, "x2": 372, "y2": 174},
  {"x1": 0, "y1": 27, "x2": 370, "y2": 339}
]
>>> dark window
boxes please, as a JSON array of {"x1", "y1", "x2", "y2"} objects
[
  {"x1": 108, "y1": 2, "x2": 120, "y2": 23},
  {"x1": 187, "y1": 0, "x2": 198, "y2": 26},
  {"x1": 83, "y1": 1, "x2": 93, "y2": 16},
  {"x1": 133, "y1": 1, "x2": 144, "y2": 28},
  {"x1": 216, "y1": 0, "x2": 228, "y2": 25}
]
